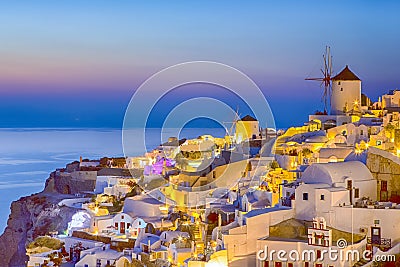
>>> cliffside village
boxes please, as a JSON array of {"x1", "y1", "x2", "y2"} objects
[{"x1": 27, "y1": 66, "x2": 400, "y2": 267}]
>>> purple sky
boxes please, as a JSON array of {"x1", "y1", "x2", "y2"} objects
[{"x1": 1, "y1": 1, "x2": 399, "y2": 128}]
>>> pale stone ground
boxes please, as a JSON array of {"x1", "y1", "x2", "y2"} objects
[{"x1": 229, "y1": 254, "x2": 256, "y2": 267}]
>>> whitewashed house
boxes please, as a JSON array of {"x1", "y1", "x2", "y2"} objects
[
  {"x1": 295, "y1": 161, "x2": 377, "y2": 221},
  {"x1": 75, "y1": 245, "x2": 122, "y2": 267},
  {"x1": 112, "y1": 213, "x2": 134, "y2": 235},
  {"x1": 241, "y1": 189, "x2": 272, "y2": 212},
  {"x1": 129, "y1": 217, "x2": 147, "y2": 238}
]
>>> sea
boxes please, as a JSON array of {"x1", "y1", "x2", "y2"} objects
[{"x1": 0, "y1": 127, "x2": 226, "y2": 233}]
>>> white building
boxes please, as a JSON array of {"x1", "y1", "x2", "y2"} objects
[
  {"x1": 327, "y1": 123, "x2": 369, "y2": 146},
  {"x1": 126, "y1": 156, "x2": 152, "y2": 169},
  {"x1": 123, "y1": 194, "x2": 165, "y2": 218},
  {"x1": 129, "y1": 217, "x2": 147, "y2": 238},
  {"x1": 295, "y1": 161, "x2": 377, "y2": 221},
  {"x1": 95, "y1": 176, "x2": 138, "y2": 195},
  {"x1": 241, "y1": 189, "x2": 272, "y2": 212},
  {"x1": 382, "y1": 89, "x2": 400, "y2": 109},
  {"x1": 112, "y1": 212, "x2": 134, "y2": 235},
  {"x1": 331, "y1": 65, "x2": 362, "y2": 115},
  {"x1": 315, "y1": 148, "x2": 353, "y2": 163},
  {"x1": 223, "y1": 207, "x2": 294, "y2": 265},
  {"x1": 90, "y1": 215, "x2": 113, "y2": 234},
  {"x1": 75, "y1": 245, "x2": 123, "y2": 267},
  {"x1": 103, "y1": 183, "x2": 132, "y2": 198},
  {"x1": 79, "y1": 161, "x2": 100, "y2": 168},
  {"x1": 27, "y1": 250, "x2": 56, "y2": 267}
]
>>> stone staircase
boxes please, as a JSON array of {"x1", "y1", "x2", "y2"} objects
[{"x1": 193, "y1": 224, "x2": 205, "y2": 254}]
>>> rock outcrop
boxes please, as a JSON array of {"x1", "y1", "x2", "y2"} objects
[
  {"x1": 0, "y1": 161, "x2": 133, "y2": 266},
  {"x1": 0, "y1": 172, "x2": 80, "y2": 267}
]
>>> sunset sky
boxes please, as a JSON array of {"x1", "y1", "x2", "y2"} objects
[{"x1": 1, "y1": 1, "x2": 400, "y2": 128}]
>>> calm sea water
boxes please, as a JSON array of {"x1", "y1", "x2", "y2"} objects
[{"x1": 0, "y1": 127, "x2": 226, "y2": 233}]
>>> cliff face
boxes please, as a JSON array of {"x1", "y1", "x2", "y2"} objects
[{"x1": 0, "y1": 173, "x2": 78, "y2": 267}]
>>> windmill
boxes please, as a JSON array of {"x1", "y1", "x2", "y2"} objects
[
  {"x1": 223, "y1": 107, "x2": 241, "y2": 146},
  {"x1": 305, "y1": 46, "x2": 333, "y2": 114}
]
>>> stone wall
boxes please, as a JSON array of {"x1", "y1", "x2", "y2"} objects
[
  {"x1": 53, "y1": 171, "x2": 97, "y2": 195},
  {"x1": 366, "y1": 147, "x2": 400, "y2": 200}
]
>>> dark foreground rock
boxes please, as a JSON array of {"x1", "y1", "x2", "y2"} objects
[{"x1": 0, "y1": 172, "x2": 79, "y2": 267}]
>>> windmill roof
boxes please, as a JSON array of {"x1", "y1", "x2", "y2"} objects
[
  {"x1": 240, "y1": 115, "x2": 257, "y2": 121},
  {"x1": 332, "y1": 65, "x2": 361, "y2": 81}
]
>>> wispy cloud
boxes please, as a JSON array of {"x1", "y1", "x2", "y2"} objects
[
  {"x1": 0, "y1": 158, "x2": 54, "y2": 165},
  {"x1": 0, "y1": 182, "x2": 44, "y2": 190}
]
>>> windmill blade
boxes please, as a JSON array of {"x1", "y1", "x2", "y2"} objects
[
  {"x1": 305, "y1": 78, "x2": 324, "y2": 81},
  {"x1": 323, "y1": 54, "x2": 328, "y2": 75},
  {"x1": 305, "y1": 45, "x2": 334, "y2": 113},
  {"x1": 326, "y1": 46, "x2": 333, "y2": 77}
]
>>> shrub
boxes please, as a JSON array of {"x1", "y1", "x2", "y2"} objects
[{"x1": 27, "y1": 236, "x2": 63, "y2": 250}]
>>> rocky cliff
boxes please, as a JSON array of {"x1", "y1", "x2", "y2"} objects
[
  {"x1": 0, "y1": 172, "x2": 79, "y2": 267},
  {"x1": 0, "y1": 160, "x2": 134, "y2": 267}
]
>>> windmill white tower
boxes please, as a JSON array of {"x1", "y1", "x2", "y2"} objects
[
  {"x1": 306, "y1": 47, "x2": 362, "y2": 116},
  {"x1": 330, "y1": 65, "x2": 362, "y2": 115}
]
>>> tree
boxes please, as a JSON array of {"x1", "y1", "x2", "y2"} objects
[
  {"x1": 301, "y1": 148, "x2": 313, "y2": 158},
  {"x1": 385, "y1": 123, "x2": 395, "y2": 139},
  {"x1": 270, "y1": 161, "x2": 280, "y2": 169}
]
